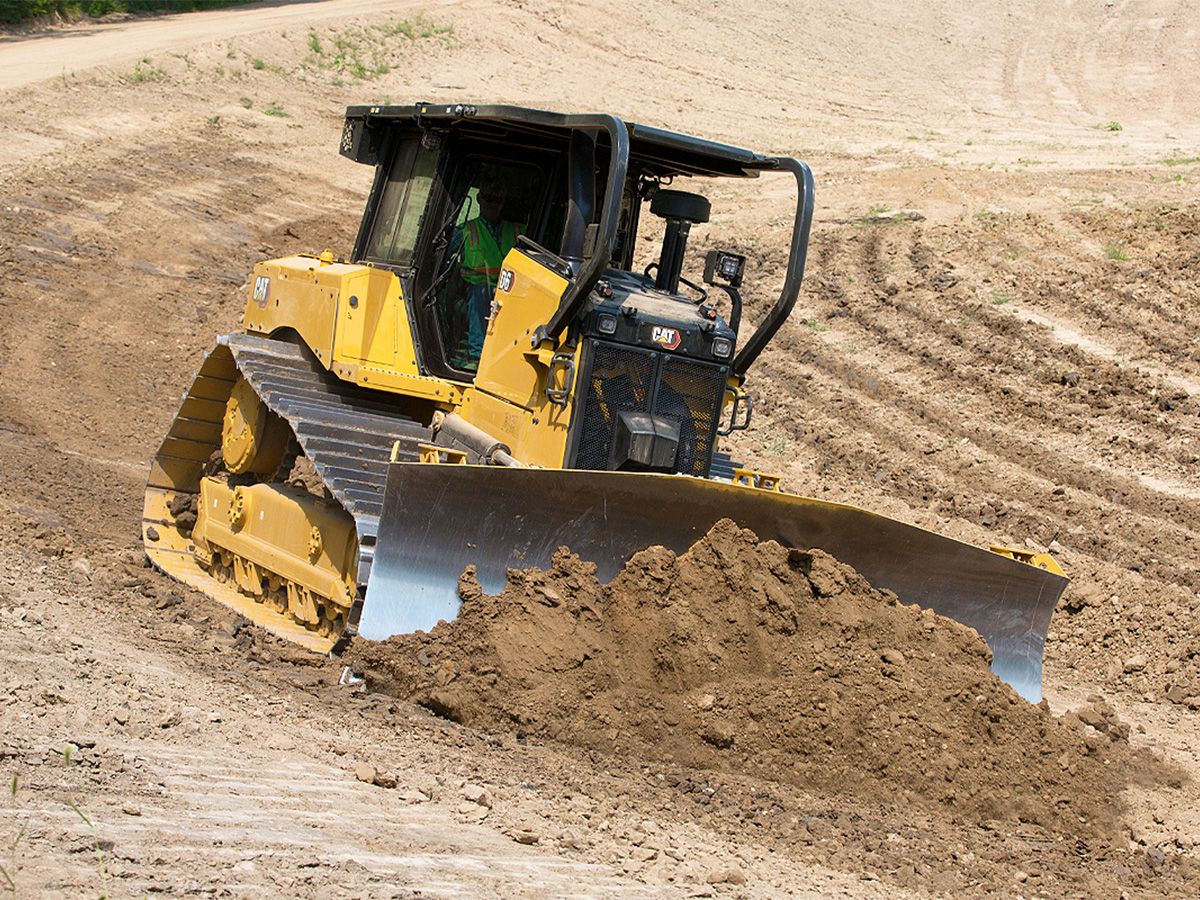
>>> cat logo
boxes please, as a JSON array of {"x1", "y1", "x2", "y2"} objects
[
  {"x1": 253, "y1": 275, "x2": 270, "y2": 309},
  {"x1": 651, "y1": 325, "x2": 681, "y2": 351}
]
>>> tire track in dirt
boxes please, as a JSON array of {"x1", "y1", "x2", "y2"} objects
[
  {"x1": 975, "y1": 207, "x2": 1200, "y2": 382},
  {"x1": 790, "y1": 226, "x2": 1200, "y2": 528},
  {"x1": 735, "y1": 218, "x2": 1200, "y2": 700}
]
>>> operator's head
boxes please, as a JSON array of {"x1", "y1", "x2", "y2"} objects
[{"x1": 477, "y1": 186, "x2": 506, "y2": 225}]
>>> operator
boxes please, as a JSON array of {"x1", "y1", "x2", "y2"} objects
[{"x1": 450, "y1": 186, "x2": 522, "y2": 370}]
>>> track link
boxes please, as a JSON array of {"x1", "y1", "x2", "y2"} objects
[{"x1": 143, "y1": 333, "x2": 435, "y2": 649}]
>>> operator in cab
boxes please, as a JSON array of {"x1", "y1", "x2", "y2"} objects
[{"x1": 449, "y1": 185, "x2": 522, "y2": 370}]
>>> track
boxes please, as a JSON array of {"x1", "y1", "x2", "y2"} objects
[
  {"x1": 143, "y1": 333, "x2": 432, "y2": 649},
  {"x1": 225, "y1": 333, "x2": 432, "y2": 590}
]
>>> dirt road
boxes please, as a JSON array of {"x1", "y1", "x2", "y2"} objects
[
  {"x1": 0, "y1": 0, "x2": 449, "y2": 91},
  {"x1": 1, "y1": 0, "x2": 1199, "y2": 895}
]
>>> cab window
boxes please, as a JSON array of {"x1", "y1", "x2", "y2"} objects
[{"x1": 362, "y1": 139, "x2": 439, "y2": 267}]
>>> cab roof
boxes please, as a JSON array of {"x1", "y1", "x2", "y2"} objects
[{"x1": 343, "y1": 102, "x2": 776, "y2": 179}]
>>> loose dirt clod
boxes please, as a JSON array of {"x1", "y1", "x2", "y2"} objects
[{"x1": 350, "y1": 520, "x2": 1137, "y2": 838}]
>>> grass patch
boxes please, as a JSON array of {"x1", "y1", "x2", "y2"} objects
[
  {"x1": 801, "y1": 318, "x2": 829, "y2": 332},
  {"x1": 239, "y1": 96, "x2": 253, "y2": 109},
  {"x1": 991, "y1": 291, "x2": 1014, "y2": 306},
  {"x1": 764, "y1": 430, "x2": 789, "y2": 456},
  {"x1": 1097, "y1": 121, "x2": 1123, "y2": 132},
  {"x1": 1103, "y1": 243, "x2": 1130, "y2": 261},
  {"x1": 263, "y1": 102, "x2": 289, "y2": 118},
  {"x1": 974, "y1": 209, "x2": 1002, "y2": 226},
  {"x1": 1161, "y1": 155, "x2": 1200, "y2": 167},
  {"x1": 128, "y1": 58, "x2": 166, "y2": 83},
  {"x1": 300, "y1": 16, "x2": 453, "y2": 84},
  {"x1": 251, "y1": 57, "x2": 266, "y2": 70}
]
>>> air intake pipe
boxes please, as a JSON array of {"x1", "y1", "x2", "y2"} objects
[{"x1": 649, "y1": 190, "x2": 710, "y2": 295}]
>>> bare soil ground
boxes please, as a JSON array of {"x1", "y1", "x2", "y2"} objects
[{"x1": 2, "y1": 0, "x2": 1199, "y2": 895}]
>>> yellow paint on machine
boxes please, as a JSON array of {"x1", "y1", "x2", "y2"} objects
[
  {"x1": 192, "y1": 479, "x2": 358, "y2": 630},
  {"x1": 141, "y1": 339, "x2": 352, "y2": 653},
  {"x1": 243, "y1": 251, "x2": 465, "y2": 406},
  {"x1": 463, "y1": 249, "x2": 579, "y2": 466},
  {"x1": 143, "y1": 487, "x2": 337, "y2": 654},
  {"x1": 241, "y1": 246, "x2": 589, "y2": 470}
]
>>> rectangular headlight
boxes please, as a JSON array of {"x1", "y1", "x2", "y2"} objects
[{"x1": 711, "y1": 337, "x2": 732, "y2": 358}]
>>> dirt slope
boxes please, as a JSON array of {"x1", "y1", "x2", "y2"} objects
[{"x1": 2, "y1": 0, "x2": 1200, "y2": 895}]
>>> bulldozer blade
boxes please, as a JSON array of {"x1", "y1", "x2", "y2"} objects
[{"x1": 362, "y1": 464, "x2": 1067, "y2": 702}]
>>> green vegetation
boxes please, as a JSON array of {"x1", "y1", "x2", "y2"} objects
[
  {"x1": 991, "y1": 291, "x2": 1014, "y2": 305},
  {"x1": 66, "y1": 799, "x2": 107, "y2": 897},
  {"x1": 128, "y1": 57, "x2": 165, "y2": 83},
  {"x1": 251, "y1": 57, "x2": 266, "y2": 70},
  {"x1": 263, "y1": 102, "x2": 289, "y2": 117},
  {"x1": 239, "y1": 96, "x2": 253, "y2": 109},
  {"x1": 1103, "y1": 243, "x2": 1130, "y2": 261},
  {"x1": 1097, "y1": 121, "x2": 1124, "y2": 132},
  {"x1": 974, "y1": 209, "x2": 1002, "y2": 226},
  {"x1": 1161, "y1": 155, "x2": 1200, "y2": 167},
  {"x1": 0, "y1": 1, "x2": 246, "y2": 25},
  {"x1": 764, "y1": 430, "x2": 789, "y2": 456},
  {"x1": 801, "y1": 318, "x2": 830, "y2": 332},
  {"x1": 301, "y1": 16, "x2": 453, "y2": 84}
]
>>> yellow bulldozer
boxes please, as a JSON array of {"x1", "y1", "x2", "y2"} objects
[{"x1": 143, "y1": 103, "x2": 1066, "y2": 701}]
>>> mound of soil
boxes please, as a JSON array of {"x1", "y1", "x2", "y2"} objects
[{"x1": 349, "y1": 520, "x2": 1135, "y2": 837}]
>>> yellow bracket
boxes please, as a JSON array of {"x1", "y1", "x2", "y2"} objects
[
  {"x1": 192, "y1": 478, "x2": 358, "y2": 638},
  {"x1": 732, "y1": 468, "x2": 782, "y2": 492},
  {"x1": 990, "y1": 545, "x2": 1066, "y2": 577},
  {"x1": 415, "y1": 442, "x2": 469, "y2": 465},
  {"x1": 524, "y1": 344, "x2": 558, "y2": 368}
]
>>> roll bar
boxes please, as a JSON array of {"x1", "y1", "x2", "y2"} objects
[
  {"x1": 531, "y1": 114, "x2": 629, "y2": 347},
  {"x1": 731, "y1": 157, "x2": 814, "y2": 376},
  {"x1": 533, "y1": 145, "x2": 812, "y2": 373}
]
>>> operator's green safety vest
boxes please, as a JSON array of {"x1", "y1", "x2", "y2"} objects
[{"x1": 460, "y1": 218, "x2": 519, "y2": 287}]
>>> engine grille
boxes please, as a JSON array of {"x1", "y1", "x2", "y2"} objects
[{"x1": 572, "y1": 340, "x2": 726, "y2": 476}]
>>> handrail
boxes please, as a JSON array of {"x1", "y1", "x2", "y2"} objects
[
  {"x1": 531, "y1": 115, "x2": 630, "y2": 347},
  {"x1": 731, "y1": 157, "x2": 814, "y2": 376}
]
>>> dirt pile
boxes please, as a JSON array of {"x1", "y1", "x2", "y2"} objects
[{"x1": 350, "y1": 520, "x2": 1141, "y2": 838}]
